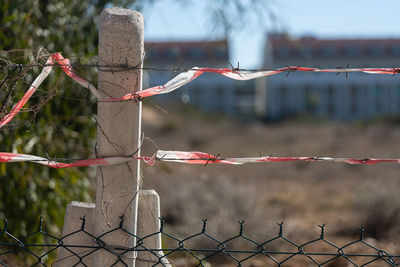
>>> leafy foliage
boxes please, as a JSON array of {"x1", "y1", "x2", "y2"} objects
[
  {"x1": 0, "y1": 0, "x2": 272, "y2": 241},
  {"x1": 0, "y1": 0, "x2": 136, "y2": 239}
]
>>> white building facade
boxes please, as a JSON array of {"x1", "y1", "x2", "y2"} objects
[
  {"x1": 144, "y1": 40, "x2": 255, "y2": 118},
  {"x1": 256, "y1": 34, "x2": 400, "y2": 120}
]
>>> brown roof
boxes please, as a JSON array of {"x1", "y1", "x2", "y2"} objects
[
  {"x1": 144, "y1": 40, "x2": 229, "y2": 63},
  {"x1": 145, "y1": 40, "x2": 227, "y2": 48},
  {"x1": 268, "y1": 34, "x2": 400, "y2": 60}
]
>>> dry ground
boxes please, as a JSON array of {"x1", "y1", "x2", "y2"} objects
[{"x1": 140, "y1": 103, "x2": 400, "y2": 266}]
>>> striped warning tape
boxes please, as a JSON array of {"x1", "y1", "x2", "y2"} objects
[
  {"x1": 1, "y1": 53, "x2": 399, "y2": 128},
  {"x1": 1, "y1": 150, "x2": 399, "y2": 168}
]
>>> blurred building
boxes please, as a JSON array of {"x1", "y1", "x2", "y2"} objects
[
  {"x1": 144, "y1": 40, "x2": 255, "y2": 118},
  {"x1": 256, "y1": 34, "x2": 400, "y2": 120}
]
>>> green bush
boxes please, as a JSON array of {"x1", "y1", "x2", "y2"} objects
[{"x1": 0, "y1": 0, "x2": 136, "y2": 239}]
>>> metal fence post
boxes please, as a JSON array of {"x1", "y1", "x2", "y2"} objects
[{"x1": 94, "y1": 7, "x2": 144, "y2": 266}]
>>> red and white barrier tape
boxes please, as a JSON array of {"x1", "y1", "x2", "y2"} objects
[
  {"x1": 1, "y1": 52, "x2": 399, "y2": 128},
  {"x1": 0, "y1": 57, "x2": 54, "y2": 128},
  {"x1": 114, "y1": 66, "x2": 400, "y2": 100},
  {"x1": 1, "y1": 150, "x2": 399, "y2": 169},
  {"x1": 51, "y1": 53, "x2": 100, "y2": 98},
  {"x1": 0, "y1": 152, "x2": 155, "y2": 168},
  {"x1": 154, "y1": 150, "x2": 400, "y2": 165}
]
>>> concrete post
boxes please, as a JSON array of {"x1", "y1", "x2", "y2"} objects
[
  {"x1": 57, "y1": 7, "x2": 168, "y2": 266},
  {"x1": 95, "y1": 7, "x2": 144, "y2": 266},
  {"x1": 55, "y1": 202, "x2": 95, "y2": 266},
  {"x1": 56, "y1": 194, "x2": 169, "y2": 266},
  {"x1": 137, "y1": 190, "x2": 171, "y2": 267}
]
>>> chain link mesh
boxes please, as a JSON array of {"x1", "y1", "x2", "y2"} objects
[{"x1": 0, "y1": 217, "x2": 399, "y2": 266}]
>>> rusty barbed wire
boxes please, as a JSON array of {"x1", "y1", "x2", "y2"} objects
[{"x1": 0, "y1": 217, "x2": 399, "y2": 266}]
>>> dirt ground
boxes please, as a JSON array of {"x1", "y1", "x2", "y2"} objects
[{"x1": 140, "y1": 103, "x2": 400, "y2": 266}]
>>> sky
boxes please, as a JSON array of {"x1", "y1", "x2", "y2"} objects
[{"x1": 140, "y1": 0, "x2": 400, "y2": 68}]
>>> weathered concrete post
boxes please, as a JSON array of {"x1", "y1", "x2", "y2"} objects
[
  {"x1": 137, "y1": 190, "x2": 171, "y2": 267},
  {"x1": 56, "y1": 202, "x2": 95, "y2": 266},
  {"x1": 57, "y1": 7, "x2": 168, "y2": 267},
  {"x1": 95, "y1": 7, "x2": 143, "y2": 266}
]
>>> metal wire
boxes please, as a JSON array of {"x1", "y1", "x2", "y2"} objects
[
  {"x1": 0, "y1": 218, "x2": 399, "y2": 266},
  {"x1": 2, "y1": 55, "x2": 400, "y2": 75}
]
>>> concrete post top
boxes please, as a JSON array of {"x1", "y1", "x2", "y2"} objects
[
  {"x1": 140, "y1": 189, "x2": 159, "y2": 197},
  {"x1": 69, "y1": 201, "x2": 95, "y2": 209},
  {"x1": 99, "y1": 7, "x2": 144, "y2": 68},
  {"x1": 100, "y1": 7, "x2": 143, "y2": 26}
]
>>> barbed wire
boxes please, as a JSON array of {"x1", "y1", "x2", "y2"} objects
[
  {"x1": 0, "y1": 217, "x2": 399, "y2": 266},
  {"x1": 4, "y1": 149, "x2": 400, "y2": 169},
  {"x1": 0, "y1": 50, "x2": 400, "y2": 267},
  {"x1": 3, "y1": 51, "x2": 400, "y2": 130},
  {"x1": 2, "y1": 53, "x2": 400, "y2": 169},
  {"x1": 3, "y1": 60, "x2": 400, "y2": 76},
  {"x1": 2, "y1": 49, "x2": 400, "y2": 74}
]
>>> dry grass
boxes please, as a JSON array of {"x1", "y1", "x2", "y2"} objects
[{"x1": 141, "y1": 103, "x2": 400, "y2": 265}]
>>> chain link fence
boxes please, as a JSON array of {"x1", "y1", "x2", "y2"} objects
[{"x1": 1, "y1": 217, "x2": 399, "y2": 266}]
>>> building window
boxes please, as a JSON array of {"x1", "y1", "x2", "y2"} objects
[
  {"x1": 163, "y1": 47, "x2": 180, "y2": 61},
  {"x1": 235, "y1": 87, "x2": 254, "y2": 96},
  {"x1": 397, "y1": 86, "x2": 400, "y2": 114},
  {"x1": 366, "y1": 45, "x2": 385, "y2": 56},
  {"x1": 192, "y1": 87, "x2": 200, "y2": 105},
  {"x1": 390, "y1": 45, "x2": 400, "y2": 56},
  {"x1": 320, "y1": 46, "x2": 337, "y2": 57},
  {"x1": 300, "y1": 47, "x2": 313, "y2": 58},
  {"x1": 276, "y1": 46, "x2": 290, "y2": 58},
  {"x1": 145, "y1": 49, "x2": 158, "y2": 62},
  {"x1": 350, "y1": 85, "x2": 357, "y2": 115},
  {"x1": 280, "y1": 86, "x2": 287, "y2": 115},
  {"x1": 343, "y1": 45, "x2": 361, "y2": 57},
  {"x1": 328, "y1": 85, "x2": 335, "y2": 116},
  {"x1": 217, "y1": 87, "x2": 224, "y2": 111},
  {"x1": 188, "y1": 48, "x2": 205, "y2": 61},
  {"x1": 375, "y1": 84, "x2": 381, "y2": 113},
  {"x1": 213, "y1": 47, "x2": 226, "y2": 61},
  {"x1": 305, "y1": 86, "x2": 319, "y2": 114}
]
